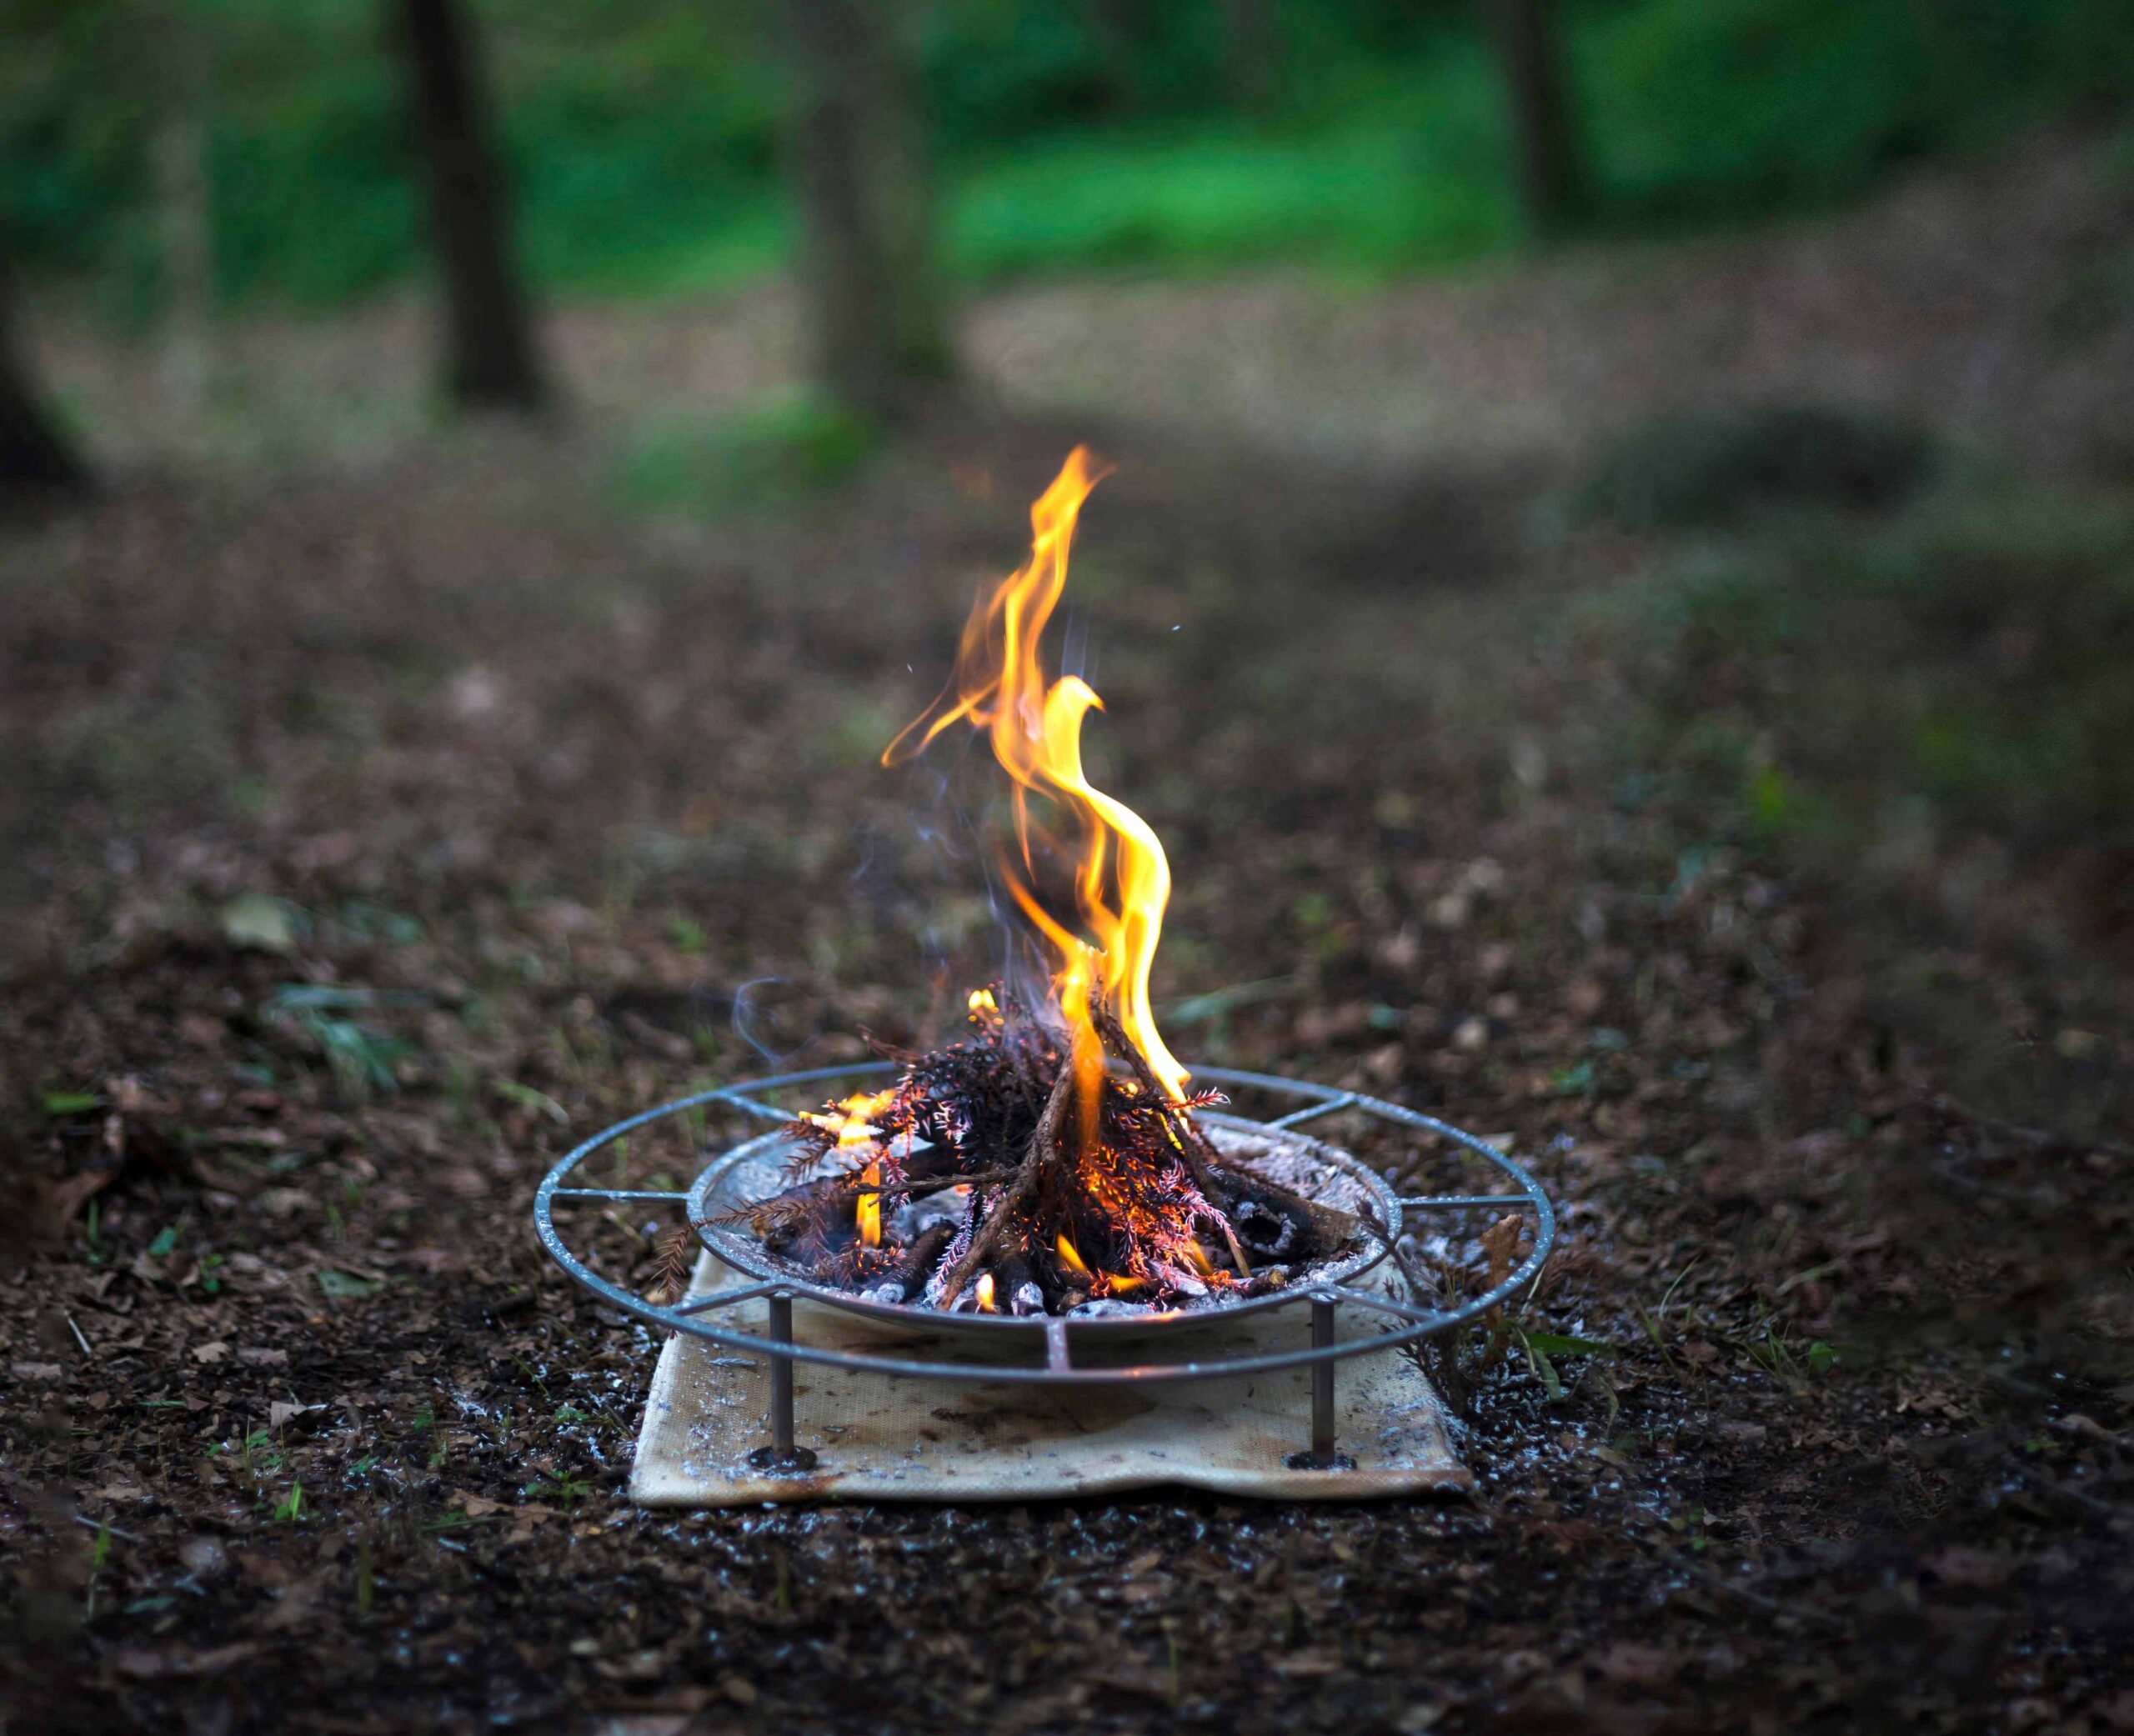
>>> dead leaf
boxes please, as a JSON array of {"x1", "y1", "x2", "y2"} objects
[
  {"x1": 1924, "y1": 1546, "x2": 2018, "y2": 1590},
  {"x1": 594, "y1": 1649, "x2": 669, "y2": 1684},
  {"x1": 1597, "y1": 1643, "x2": 1682, "y2": 1688},
  {"x1": 1271, "y1": 1651, "x2": 1343, "y2": 1678},
  {"x1": 178, "y1": 1536, "x2": 229, "y2": 1578},
  {"x1": 503, "y1": 1506, "x2": 561, "y2": 1542},
  {"x1": 1480, "y1": 1213, "x2": 1526, "y2": 1288},
  {"x1": 219, "y1": 893, "x2": 299, "y2": 954},
  {"x1": 257, "y1": 1570, "x2": 333, "y2": 1633},
  {"x1": 192, "y1": 1341, "x2": 230, "y2": 1365},
  {"x1": 113, "y1": 1642, "x2": 258, "y2": 1679}
]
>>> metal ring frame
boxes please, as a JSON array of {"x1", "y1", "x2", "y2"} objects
[{"x1": 534, "y1": 1061, "x2": 1556, "y2": 1472}]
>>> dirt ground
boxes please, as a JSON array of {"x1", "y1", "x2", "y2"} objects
[{"x1": 3, "y1": 130, "x2": 2131, "y2": 1734}]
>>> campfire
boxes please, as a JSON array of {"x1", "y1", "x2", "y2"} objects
[{"x1": 722, "y1": 449, "x2": 1363, "y2": 1317}]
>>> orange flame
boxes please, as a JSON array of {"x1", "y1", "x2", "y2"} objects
[{"x1": 886, "y1": 448, "x2": 1188, "y2": 1125}]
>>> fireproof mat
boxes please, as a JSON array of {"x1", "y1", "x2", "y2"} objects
[{"x1": 630, "y1": 1249, "x2": 1469, "y2": 1504}]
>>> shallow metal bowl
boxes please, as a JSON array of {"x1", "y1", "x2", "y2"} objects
[{"x1": 687, "y1": 1109, "x2": 1400, "y2": 1341}]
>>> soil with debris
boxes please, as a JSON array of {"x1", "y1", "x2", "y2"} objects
[{"x1": 4, "y1": 131, "x2": 2132, "y2": 1735}]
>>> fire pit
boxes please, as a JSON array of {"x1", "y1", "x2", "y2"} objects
[
  {"x1": 534, "y1": 1064, "x2": 1554, "y2": 1483},
  {"x1": 533, "y1": 448, "x2": 1555, "y2": 1493}
]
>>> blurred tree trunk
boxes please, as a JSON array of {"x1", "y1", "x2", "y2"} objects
[
  {"x1": 153, "y1": 14, "x2": 213, "y2": 420},
  {"x1": 0, "y1": 244, "x2": 88, "y2": 500},
  {"x1": 395, "y1": 0, "x2": 546, "y2": 411},
  {"x1": 1082, "y1": 0, "x2": 1151, "y2": 113},
  {"x1": 1219, "y1": 0, "x2": 1280, "y2": 116},
  {"x1": 1483, "y1": 0, "x2": 1590, "y2": 234},
  {"x1": 780, "y1": 0, "x2": 950, "y2": 421}
]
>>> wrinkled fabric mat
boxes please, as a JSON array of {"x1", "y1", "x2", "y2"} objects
[{"x1": 630, "y1": 1250, "x2": 1467, "y2": 1505}]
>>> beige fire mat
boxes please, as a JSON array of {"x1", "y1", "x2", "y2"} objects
[{"x1": 629, "y1": 1249, "x2": 1469, "y2": 1505}]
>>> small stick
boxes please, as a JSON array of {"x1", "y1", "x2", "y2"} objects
[
  {"x1": 889, "y1": 1222, "x2": 956, "y2": 1297},
  {"x1": 935, "y1": 1064, "x2": 1073, "y2": 1306}
]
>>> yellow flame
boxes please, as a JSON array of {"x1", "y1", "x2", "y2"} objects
[
  {"x1": 1054, "y1": 1233, "x2": 1092, "y2": 1280},
  {"x1": 974, "y1": 1272, "x2": 997, "y2": 1313},
  {"x1": 801, "y1": 1086, "x2": 900, "y2": 1150},
  {"x1": 855, "y1": 1159, "x2": 881, "y2": 1248},
  {"x1": 885, "y1": 448, "x2": 1189, "y2": 1114}
]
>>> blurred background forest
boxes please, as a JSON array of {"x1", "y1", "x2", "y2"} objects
[
  {"x1": 10, "y1": 0, "x2": 2134, "y2": 311},
  {"x1": 3, "y1": 0, "x2": 2132, "y2": 1133},
  {"x1": 5, "y1": 0, "x2": 2130, "y2": 1118},
  {"x1": 7, "y1": 0, "x2": 2134, "y2": 448}
]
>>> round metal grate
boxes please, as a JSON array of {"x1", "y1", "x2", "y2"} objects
[{"x1": 534, "y1": 1061, "x2": 1555, "y2": 1468}]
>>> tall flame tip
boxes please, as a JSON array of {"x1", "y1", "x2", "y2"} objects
[{"x1": 886, "y1": 449, "x2": 1187, "y2": 1105}]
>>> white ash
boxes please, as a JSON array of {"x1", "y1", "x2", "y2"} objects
[{"x1": 889, "y1": 1191, "x2": 966, "y2": 1241}]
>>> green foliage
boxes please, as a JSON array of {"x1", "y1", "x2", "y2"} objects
[
  {"x1": 5, "y1": 0, "x2": 2127, "y2": 316},
  {"x1": 1585, "y1": 0, "x2": 2134, "y2": 226},
  {"x1": 265, "y1": 983, "x2": 413, "y2": 1100},
  {"x1": 317, "y1": 1268, "x2": 384, "y2": 1302},
  {"x1": 492, "y1": 1077, "x2": 569, "y2": 1124}
]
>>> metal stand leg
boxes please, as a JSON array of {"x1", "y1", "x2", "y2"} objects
[
  {"x1": 747, "y1": 1291, "x2": 819, "y2": 1473},
  {"x1": 1285, "y1": 1293, "x2": 1357, "y2": 1471}
]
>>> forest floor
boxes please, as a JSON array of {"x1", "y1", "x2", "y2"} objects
[{"x1": 3, "y1": 127, "x2": 2132, "y2": 1735}]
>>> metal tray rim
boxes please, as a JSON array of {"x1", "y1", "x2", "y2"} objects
[{"x1": 686, "y1": 1109, "x2": 1399, "y2": 1338}]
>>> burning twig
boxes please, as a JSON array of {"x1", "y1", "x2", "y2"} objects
[{"x1": 932, "y1": 1058, "x2": 1073, "y2": 1306}]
